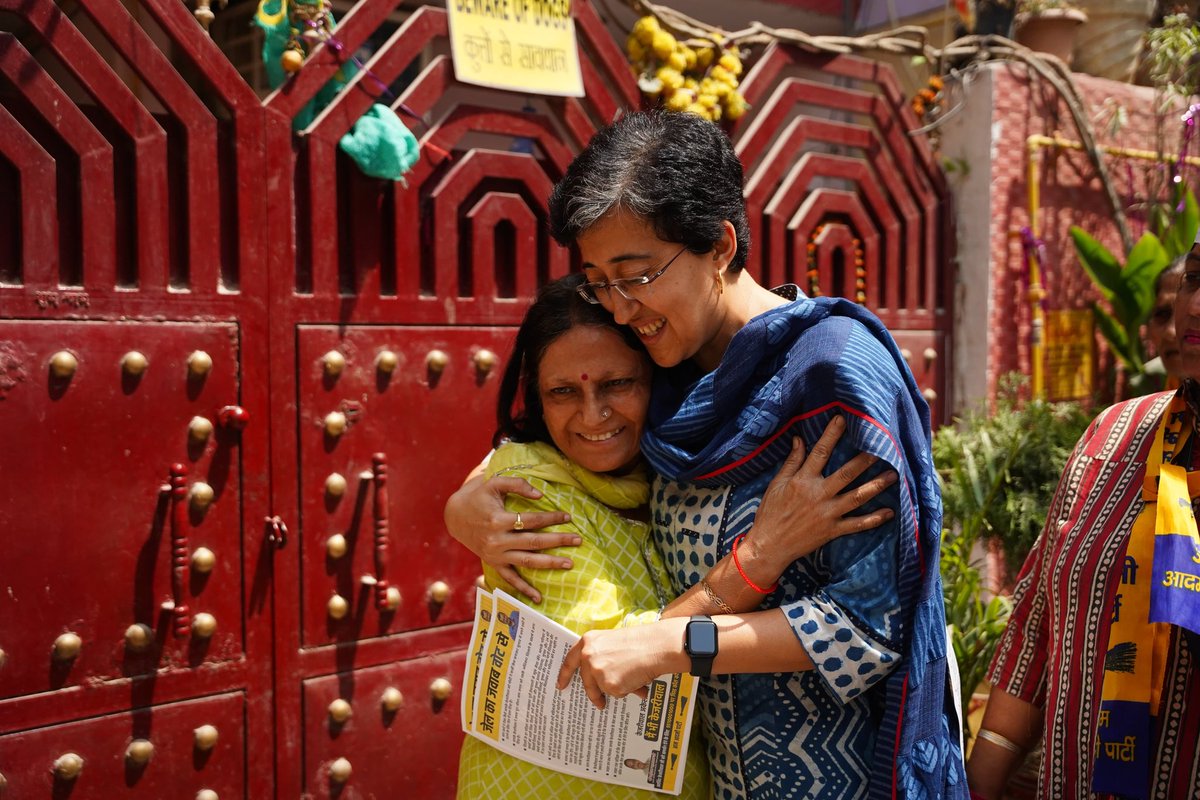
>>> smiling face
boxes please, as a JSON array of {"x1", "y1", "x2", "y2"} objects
[
  {"x1": 1176, "y1": 246, "x2": 1200, "y2": 379},
  {"x1": 537, "y1": 324, "x2": 652, "y2": 475},
  {"x1": 577, "y1": 211, "x2": 735, "y2": 371}
]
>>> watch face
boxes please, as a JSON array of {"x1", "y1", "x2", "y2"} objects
[{"x1": 686, "y1": 620, "x2": 718, "y2": 656}]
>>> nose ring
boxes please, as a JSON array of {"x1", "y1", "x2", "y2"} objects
[{"x1": 601, "y1": 408, "x2": 611, "y2": 420}]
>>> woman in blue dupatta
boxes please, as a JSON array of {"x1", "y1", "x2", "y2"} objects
[{"x1": 446, "y1": 110, "x2": 964, "y2": 800}]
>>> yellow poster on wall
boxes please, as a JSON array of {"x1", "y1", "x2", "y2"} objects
[
  {"x1": 447, "y1": 0, "x2": 584, "y2": 97},
  {"x1": 1044, "y1": 309, "x2": 1094, "y2": 402}
]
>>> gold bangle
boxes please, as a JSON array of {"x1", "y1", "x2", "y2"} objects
[
  {"x1": 976, "y1": 728, "x2": 1022, "y2": 754},
  {"x1": 701, "y1": 578, "x2": 734, "y2": 614}
]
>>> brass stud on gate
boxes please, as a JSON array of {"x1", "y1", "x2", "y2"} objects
[
  {"x1": 922, "y1": 388, "x2": 938, "y2": 403},
  {"x1": 196, "y1": 791, "x2": 219, "y2": 800},
  {"x1": 188, "y1": 351, "x2": 213, "y2": 378},
  {"x1": 0, "y1": 647, "x2": 8, "y2": 670},
  {"x1": 189, "y1": 416, "x2": 215, "y2": 443},
  {"x1": 327, "y1": 594, "x2": 349, "y2": 620},
  {"x1": 124, "y1": 623, "x2": 154, "y2": 652},
  {"x1": 192, "y1": 613, "x2": 217, "y2": 638},
  {"x1": 49, "y1": 351, "x2": 78, "y2": 379},
  {"x1": 381, "y1": 687, "x2": 404, "y2": 712},
  {"x1": 194, "y1": 724, "x2": 219, "y2": 751},
  {"x1": 385, "y1": 586, "x2": 402, "y2": 610},
  {"x1": 329, "y1": 757, "x2": 352, "y2": 782},
  {"x1": 52, "y1": 753, "x2": 84, "y2": 780},
  {"x1": 429, "y1": 581, "x2": 451, "y2": 604},
  {"x1": 923, "y1": 347, "x2": 938, "y2": 362},
  {"x1": 190, "y1": 482, "x2": 215, "y2": 510},
  {"x1": 192, "y1": 547, "x2": 216, "y2": 574},
  {"x1": 125, "y1": 739, "x2": 154, "y2": 765},
  {"x1": 900, "y1": 348, "x2": 913, "y2": 362},
  {"x1": 325, "y1": 473, "x2": 347, "y2": 498},
  {"x1": 376, "y1": 350, "x2": 399, "y2": 374},
  {"x1": 425, "y1": 349, "x2": 450, "y2": 373},
  {"x1": 121, "y1": 351, "x2": 149, "y2": 376},
  {"x1": 324, "y1": 411, "x2": 348, "y2": 437},
  {"x1": 328, "y1": 698, "x2": 353, "y2": 724},
  {"x1": 322, "y1": 350, "x2": 346, "y2": 378},
  {"x1": 472, "y1": 349, "x2": 498, "y2": 374},
  {"x1": 52, "y1": 633, "x2": 82, "y2": 661},
  {"x1": 430, "y1": 677, "x2": 453, "y2": 701},
  {"x1": 326, "y1": 534, "x2": 347, "y2": 559}
]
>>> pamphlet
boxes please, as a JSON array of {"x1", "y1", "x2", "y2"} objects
[{"x1": 461, "y1": 588, "x2": 698, "y2": 795}]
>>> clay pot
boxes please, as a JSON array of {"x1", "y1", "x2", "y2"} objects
[
  {"x1": 1070, "y1": 0, "x2": 1154, "y2": 80},
  {"x1": 1014, "y1": 7, "x2": 1089, "y2": 66}
]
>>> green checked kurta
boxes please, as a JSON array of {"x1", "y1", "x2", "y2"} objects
[{"x1": 456, "y1": 440, "x2": 710, "y2": 800}]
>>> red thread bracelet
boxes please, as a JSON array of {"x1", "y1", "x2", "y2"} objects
[{"x1": 732, "y1": 534, "x2": 778, "y2": 594}]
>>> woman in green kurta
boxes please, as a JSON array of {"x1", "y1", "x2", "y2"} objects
[
  {"x1": 456, "y1": 275, "x2": 893, "y2": 798},
  {"x1": 456, "y1": 274, "x2": 709, "y2": 799}
]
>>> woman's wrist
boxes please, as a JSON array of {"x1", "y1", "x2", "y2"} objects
[{"x1": 734, "y1": 532, "x2": 790, "y2": 588}]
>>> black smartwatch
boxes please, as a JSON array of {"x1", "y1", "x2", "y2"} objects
[{"x1": 684, "y1": 615, "x2": 719, "y2": 678}]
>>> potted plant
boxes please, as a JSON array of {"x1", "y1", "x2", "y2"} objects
[{"x1": 1014, "y1": 0, "x2": 1088, "y2": 64}]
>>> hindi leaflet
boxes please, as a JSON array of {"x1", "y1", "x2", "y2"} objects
[{"x1": 461, "y1": 588, "x2": 698, "y2": 795}]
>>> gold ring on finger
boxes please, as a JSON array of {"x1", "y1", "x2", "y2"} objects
[{"x1": 513, "y1": 512, "x2": 524, "y2": 531}]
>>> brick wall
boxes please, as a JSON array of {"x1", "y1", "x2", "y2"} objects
[{"x1": 983, "y1": 64, "x2": 1184, "y2": 403}]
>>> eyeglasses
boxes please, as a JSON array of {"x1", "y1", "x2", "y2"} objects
[{"x1": 576, "y1": 246, "x2": 689, "y2": 305}]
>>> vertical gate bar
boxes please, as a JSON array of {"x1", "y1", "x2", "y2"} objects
[
  {"x1": 0, "y1": 104, "x2": 57, "y2": 289},
  {"x1": 0, "y1": 36, "x2": 116, "y2": 291},
  {"x1": 169, "y1": 463, "x2": 191, "y2": 638}
]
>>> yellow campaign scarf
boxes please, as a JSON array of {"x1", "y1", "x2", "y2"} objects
[{"x1": 1094, "y1": 395, "x2": 1200, "y2": 798}]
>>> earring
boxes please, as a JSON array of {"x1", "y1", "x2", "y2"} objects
[{"x1": 715, "y1": 270, "x2": 724, "y2": 296}]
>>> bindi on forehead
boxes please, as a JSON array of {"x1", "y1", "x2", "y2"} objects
[{"x1": 581, "y1": 373, "x2": 588, "y2": 381}]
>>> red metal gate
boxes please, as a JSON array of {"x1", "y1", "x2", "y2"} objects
[{"x1": 0, "y1": 2, "x2": 952, "y2": 797}]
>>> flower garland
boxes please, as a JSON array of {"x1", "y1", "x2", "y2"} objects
[{"x1": 805, "y1": 224, "x2": 866, "y2": 303}]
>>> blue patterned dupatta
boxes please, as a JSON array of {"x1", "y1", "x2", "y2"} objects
[{"x1": 641, "y1": 295, "x2": 966, "y2": 800}]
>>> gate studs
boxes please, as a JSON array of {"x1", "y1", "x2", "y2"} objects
[
  {"x1": 324, "y1": 411, "x2": 348, "y2": 437},
  {"x1": 381, "y1": 687, "x2": 404, "y2": 711},
  {"x1": 52, "y1": 753, "x2": 84, "y2": 780},
  {"x1": 327, "y1": 594, "x2": 349, "y2": 620},
  {"x1": 385, "y1": 586, "x2": 402, "y2": 610},
  {"x1": 49, "y1": 351, "x2": 78, "y2": 379},
  {"x1": 125, "y1": 739, "x2": 154, "y2": 765},
  {"x1": 188, "y1": 351, "x2": 213, "y2": 378},
  {"x1": 325, "y1": 473, "x2": 347, "y2": 497},
  {"x1": 191, "y1": 613, "x2": 217, "y2": 638},
  {"x1": 192, "y1": 547, "x2": 216, "y2": 574},
  {"x1": 425, "y1": 349, "x2": 450, "y2": 373},
  {"x1": 328, "y1": 698, "x2": 353, "y2": 723},
  {"x1": 472, "y1": 349, "x2": 498, "y2": 374},
  {"x1": 121, "y1": 351, "x2": 149, "y2": 376},
  {"x1": 326, "y1": 534, "x2": 347, "y2": 559},
  {"x1": 190, "y1": 482, "x2": 215, "y2": 510},
  {"x1": 429, "y1": 581, "x2": 451, "y2": 604},
  {"x1": 124, "y1": 623, "x2": 154, "y2": 652},
  {"x1": 194, "y1": 725, "x2": 219, "y2": 751},
  {"x1": 322, "y1": 350, "x2": 346, "y2": 377},
  {"x1": 376, "y1": 350, "x2": 399, "y2": 373},
  {"x1": 328, "y1": 757, "x2": 352, "y2": 782},
  {"x1": 197, "y1": 791, "x2": 219, "y2": 800},
  {"x1": 52, "y1": 632, "x2": 82, "y2": 661},
  {"x1": 189, "y1": 416, "x2": 215, "y2": 443},
  {"x1": 430, "y1": 677, "x2": 453, "y2": 701}
]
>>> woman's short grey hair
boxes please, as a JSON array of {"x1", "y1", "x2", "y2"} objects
[{"x1": 548, "y1": 110, "x2": 751, "y2": 272}]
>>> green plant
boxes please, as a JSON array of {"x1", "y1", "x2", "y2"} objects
[
  {"x1": 1070, "y1": 189, "x2": 1198, "y2": 396},
  {"x1": 935, "y1": 374, "x2": 1091, "y2": 727}
]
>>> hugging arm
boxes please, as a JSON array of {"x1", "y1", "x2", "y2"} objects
[{"x1": 445, "y1": 416, "x2": 897, "y2": 605}]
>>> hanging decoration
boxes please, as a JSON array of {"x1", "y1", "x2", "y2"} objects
[
  {"x1": 625, "y1": 15, "x2": 747, "y2": 123},
  {"x1": 805, "y1": 224, "x2": 866, "y2": 303},
  {"x1": 254, "y1": 0, "x2": 420, "y2": 183}
]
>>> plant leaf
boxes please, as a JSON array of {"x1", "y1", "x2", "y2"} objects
[
  {"x1": 1071, "y1": 226, "x2": 1122, "y2": 300},
  {"x1": 1093, "y1": 302, "x2": 1142, "y2": 371},
  {"x1": 1164, "y1": 188, "x2": 1200, "y2": 260},
  {"x1": 1122, "y1": 233, "x2": 1170, "y2": 322}
]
